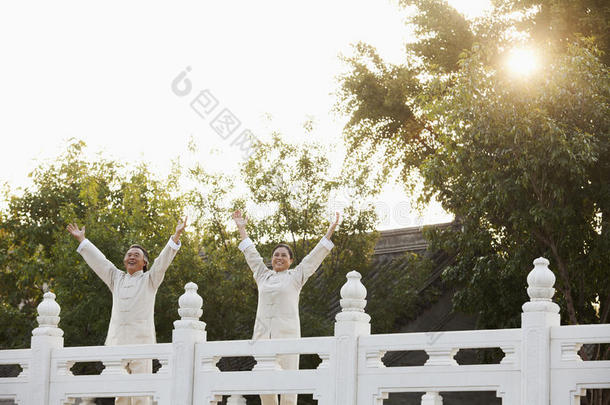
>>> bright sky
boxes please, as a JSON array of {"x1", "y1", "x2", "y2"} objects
[{"x1": 0, "y1": 0, "x2": 490, "y2": 229}]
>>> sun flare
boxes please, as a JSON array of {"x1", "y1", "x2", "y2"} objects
[{"x1": 505, "y1": 47, "x2": 539, "y2": 76}]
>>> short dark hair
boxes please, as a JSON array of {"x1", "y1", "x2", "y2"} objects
[
  {"x1": 129, "y1": 244, "x2": 150, "y2": 271},
  {"x1": 272, "y1": 243, "x2": 294, "y2": 259}
]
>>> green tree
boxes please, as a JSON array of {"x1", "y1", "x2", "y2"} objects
[
  {"x1": 336, "y1": 0, "x2": 609, "y2": 331},
  {"x1": 429, "y1": 40, "x2": 608, "y2": 322},
  {"x1": 0, "y1": 140, "x2": 199, "y2": 348},
  {"x1": 507, "y1": 0, "x2": 610, "y2": 65},
  {"x1": 338, "y1": 3, "x2": 610, "y2": 399}
]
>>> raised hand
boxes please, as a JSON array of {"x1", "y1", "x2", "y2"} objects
[
  {"x1": 172, "y1": 216, "x2": 188, "y2": 244},
  {"x1": 325, "y1": 212, "x2": 340, "y2": 240},
  {"x1": 232, "y1": 210, "x2": 248, "y2": 228},
  {"x1": 67, "y1": 223, "x2": 86, "y2": 243},
  {"x1": 232, "y1": 210, "x2": 249, "y2": 240}
]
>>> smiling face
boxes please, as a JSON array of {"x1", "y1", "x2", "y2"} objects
[
  {"x1": 123, "y1": 247, "x2": 148, "y2": 275},
  {"x1": 271, "y1": 246, "x2": 294, "y2": 272}
]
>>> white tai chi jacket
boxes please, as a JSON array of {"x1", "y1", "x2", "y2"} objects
[
  {"x1": 238, "y1": 237, "x2": 334, "y2": 340},
  {"x1": 77, "y1": 238, "x2": 181, "y2": 345}
]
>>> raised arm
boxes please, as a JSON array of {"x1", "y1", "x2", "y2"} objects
[
  {"x1": 67, "y1": 223, "x2": 85, "y2": 243},
  {"x1": 172, "y1": 216, "x2": 187, "y2": 244},
  {"x1": 295, "y1": 212, "x2": 340, "y2": 284},
  {"x1": 233, "y1": 210, "x2": 268, "y2": 282},
  {"x1": 232, "y1": 210, "x2": 249, "y2": 240},
  {"x1": 67, "y1": 223, "x2": 120, "y2": 289},
  {"x1": 148, "y1": 217, "x2": 186, "y2": 289},
  {"x1": 325, "y1": 212, "x2": 340, "y2": 241}
]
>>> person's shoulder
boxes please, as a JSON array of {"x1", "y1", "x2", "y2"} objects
[{"x1": 258, "y1": 267, "x2": 274, "y2": 277}]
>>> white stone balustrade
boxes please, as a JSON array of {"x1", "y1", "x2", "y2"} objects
[
  {"x1": 172, "y1": 281, "x2": 207, "y2": 405},
  {"x1": 193, "y1": 336, "x2": 337, "y2": 404},
  {"x1": 175, "y1": 282, "x2": 205, "y2": 329},
  {"x1": 421, "y1": 392, "x2": 443, "y2": 405},
  {"x1": 227, "y1": 395, "x2": 247, "y2": 405},
  {"x1": 335, "y1": 270, "x2": 371, "y2": 327},
  {"x1": 0, "y1": 258, "x2": 609, "y2": 405},
  {"x1": 32, "y1": 292, "x2": 63, "y2": 338}
]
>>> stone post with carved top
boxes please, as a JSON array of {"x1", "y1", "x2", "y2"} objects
[
  {"x1": 521, "y1": 257, "x2": 561, "y2": 405},
  {"x1": 171, "y1": 282, "x2": 207, "y2": 405},
  {"x1": 334, "y1": 271, "x2": 372, "y2": 404},
  {"x1": 29, "y1": 291, "x2": 64, "y2": 404}
]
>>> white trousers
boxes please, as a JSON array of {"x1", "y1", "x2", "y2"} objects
[
  {"x1": 259, "y1": 354, "x2": 299, "y2": 405},
  {"x1": 115, "y1": 359, "x2": 153, "y2": 405}
]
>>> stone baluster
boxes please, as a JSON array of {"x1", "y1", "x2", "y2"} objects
[
  {"x1": 335, "y1": 271, "x2": 371, "y2": 334},
  {"x1": 252, "y1": 354, "x2": 281, "y2": 371},
  {"x1": 421, "y1": 391, "x2": 443, "y2": 405},
  {"x1": 334, "y1": 271, "x2": 372, "y2": 405},
  {"x1": 227, "y1": 394, "x2": 247, "y2": 405},
  {"x1": 29, "y1": 291, "x2": 64, "y2": 405},
  {"x1": 424, "y1": 347, "x2": 458, "y2": 366},
  {"x1": 100, "y1": 359, "x2": 127, "y2": 375},
  {"x1": 171, "y1": 282, "x2": 207, "y2": 405},
  {"x1": 521, "y1": 257, "x2": 560, "y2": 405}
]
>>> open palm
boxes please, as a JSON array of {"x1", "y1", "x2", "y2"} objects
[
  {"x1": 66, "y1": 223, "x2": 86, "y2": 242},
  {"x1": 232, "y1": 210, "x2": 248, "y2": 228}
]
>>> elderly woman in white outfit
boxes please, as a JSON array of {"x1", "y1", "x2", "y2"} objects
[{"x1": 233, "y1": 210, "x2": 340, "y2": 405}]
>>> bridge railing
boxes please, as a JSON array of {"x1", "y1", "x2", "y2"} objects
[{"x1": 0, "y1": 259, "x2": 608, "y2": 404}]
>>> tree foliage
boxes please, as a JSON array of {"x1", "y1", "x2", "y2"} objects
[
  {"x1": 337, "y1": 0, "x2": 610, "y2": 332},
  {"x1": 0, "y1": 141, "x2": 195, "y2": 348},
  {"x1": 1, "y1": 132, "x2": 428, "y2": 352},
  {"x1": 439, "y1": 41, "x2": 608, "y2": 322},
  {"x1": 507, "y1": 0, "x2": 610, "y2": 65}
]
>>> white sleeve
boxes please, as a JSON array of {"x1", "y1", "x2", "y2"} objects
[
  {"x1": 293, "y1": 237, "x2": 333, "y2": 285},
  {"x1": 238, "y1": 237, "x2": 254, "y2": 251},
  {"x1": 147, "y1": 237, "x2": 181, "y2": 289},
  {"x1": 239, "y1": 239, "x2": 269, "y2": 283},
  {"x1": 77, "y1": 239, "x2": 122, "y2": 290}
]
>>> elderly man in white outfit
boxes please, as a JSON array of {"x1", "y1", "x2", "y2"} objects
[
  {"x1": 233, "y1": 210, "x2": 339, "y2": 405},
  {"x1": 67, "y1": 218, "x2": 186, "y2": 405}
]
